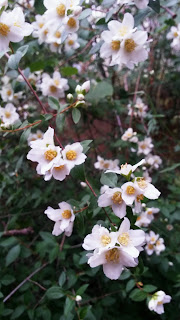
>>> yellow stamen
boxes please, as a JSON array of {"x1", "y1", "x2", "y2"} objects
[
  {"x1": 118, "y1": 232, "x2": 130, "y2": 246},
  {"x1": 50, "y1": 85, "x2": 57, "y2": 93},
  {"x1": 54, "y1": 79, "x2": 60, "y2": 86},
  {"x1": 54, "y1": 165, "x2": 65, "y2": 171},
  {"x1": 119, "y1": 26, "x2": 128, "y2": 37},
  {"x1": 105, "y1": 248, "x2": 120, "y2": 263},
  {"x1": 112, "y1": 191, "x2": 123, "y2": 205},
  {"x1": 7, "y1": 90, "x2": 12, "y2": 96},
  {"x1": 67, "y1": 17, "x2": 76, "y2": 29},
  {"x1": 39, "y1": 23, "x2": 44, "y2": 28},
  {"x1": 126, "y1": 186, "x2": 135, "y2": 195},
  {"x1": 137, "y1": 178, "x2": 147, "y2": 189},
  {"x1": 111, "y1": 40, "x2": 120, "y2": 51},
  {"x1": 148, "y1": 244, "x2": 154, "y2": 250},
  {"x1": 136, "y1": 194, "x2": 144, "y2": 202},
  {"x1": 5, "y1": 111, "x2": 11, "y2": 118},
  {"x1": 44, "y1": 29, "x2": 48, "y2": 35},
  {"x1": 55, "y1": 31, "x2": 61, "y2": 38},
  {"x1": 124, "y1": 39, "x2": 136, "y2": 53},
  {"x1": 44, "y1": 150, "x2": 57, "y2": 161},
  {"x1": 56, "y1": 4, "x2": 66, "y2": 16},
  {"x1": 147, "y1": 210, "x2": 152, "y2": 215},
  {"x1": 68, "y1": 39, "x2": 74, "y2": 46},
  {"x1": 101, "y1": 235, "x2": 111, "y2": 246},
  {"x1": 0, "y1": 23, "x2": 10, "y2": 36},
  {"x1": 62, "y1": 210, "x2": 72, "y2": 219},
  {"x1": 66, "y1": 150, "x2": 77, "y2": 160},
  {"x1": 173, "y1": 32, "x2": 178, "y2": 37}
]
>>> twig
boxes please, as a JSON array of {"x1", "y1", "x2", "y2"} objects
[
  {"x1": 3, "y1": 227, "x2": 34, "y2": 236},
  {"x1": 1, "y1": 120, "x2": 42, "y2": 133},
  {"x1": 28, "y1": 279, "x2": 46, "y2": 291},
  {"x1": 60, "y1": 233, "x2": 66, "y2": 251},
  {"x1": 3, "y1": 262, "x2": 48, "y2": 303}
]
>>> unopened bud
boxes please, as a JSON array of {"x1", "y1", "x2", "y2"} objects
[
  {"x1": 67, "y1": 93, "x2": 73, "y2": 102},
  {"x1": 75, "y1": 295, "x2": 82, "y2": 302},
  {"x1": 82, "y1": 80, "x2": 90, "y2": 93},
  {"x1": 77, "y1": 93, "x2": 85, "y2": 101}
]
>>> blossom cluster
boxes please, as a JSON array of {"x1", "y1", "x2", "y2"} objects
[
  {"x1": 27, "y1": 127, "x2": 87, "y2": 181},
  {"x1": 145, "y1": 231, "x2": 165, "y2": 256}
]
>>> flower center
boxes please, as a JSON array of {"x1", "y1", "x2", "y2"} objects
[
  {"x1": 0, "y1": 23, "x2": 10, "y2": 36},
  {"x1": 101, "y1": 235, "x2": 111, "y2": 246},
  {"x1": 174, "y1": 32, "x2": 178, "y2": 37},
  {"x1": 111, "y1": 40, "x2": 120, "y2": 51},
  {"x1": 103, "y1": 163, "x2": 109, "y2": 169},
  {"x1": 54, "y1": 165, "x2": 65, "y2": 171},
  {"x1": 119, "y1": 26, "x2": 128, "y2": 37},
  {"x1": 124, "y1": 39, "x2": 136, "y2": 53},
  {"x1": 44, "y1": 29, "x2": 48, "y2": 35},
  {"x1": 67, "y1": 17, "x2": 77, "y2": 29},
  {"x1": 136, "y1": 194, "x2": 144, "y2": 202},
  {"x1": 5, "y1": 111, "x2": 11, "y2": 118},
  {"x1": 112, "y1": 191, "x2": 123, "y2": 205},
  {"x1": 7, "y1": 90, "x2": 12, "y2": 96},
  {"x1": 62, "y1": 210, "x2": 72, "y2": 219},
  {"x1": 157, "y1": 301, "x2": 163, "y2": 305},
  {"x1": 105, "y1": 248, "x2": 120, "y2": 263},
  {"x1": 68, "y1": 39, "x2": 74, "y2": 46},
  {"x1": 54, "y1": 79, "x2": 60, "y2": 86},
  {"x1": 44, "y1": 149, "x2": 57, "y2": 161},
  {"x1": 55, "y1": 31, "x2": 61, "y2": 38},
  {"x1": 147, "y1": 210, "x2": 152, "y2": 215},
  {"x1": 66, "y1": 150, "x2": 77, "y2": 160},
  {"x1": 56, "y1": 4, "x2": 66, "y2": 16},
  {"x1": 39, "y1": 23, "x2": 44, "y2": 28},
  {"x1": 137, "y1": 178, "x2": 147, "y2": 189},
  {"x1": 151, "y1": 237, "x2": 155, "y2": 242},
  {"x1": 140, "y1": 143, "x2": 147, "y2": 149},
  {"x1": 54, "y1": 42, "x2": 60, "y2": 47},
  {"x1": 148, "y1": 244, "x2": 154, "y2": 250},
  {"x1": 136, "y1": 216, "x2": 141, "y2": 221},
  {"x1": 118, "y1": 232, "x2": 130, "y2": 246},
  {"x1": 126, "y1": 186, "x2": 135, "y2": 195},
  {"x1": 50, "y1": 85, "x2": 58, "y2": 93},
  {"x1": 156, "y1": 240, "x2": 161, "y2": 245}
]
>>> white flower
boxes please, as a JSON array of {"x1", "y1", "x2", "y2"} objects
[
  {"x1": 167, "y1": 24, "x2": 180, "y2": 51},
  {"x1": 145, "y1": 207, "x2": 159, "y2": 222},
  {"x1": 0, "y1": 7, "x2": 33, "y2": 51},
  {"x1": 27, "y1": 127, "x2": 62, "y2": 175},
  {"x1": 87, "y1": 246, "x2": 137, "y2": 280},
  {"x1": 17, "y1": 0, "x2": 34, "y2": 8},
  {"x1": 27, "y1": 130, "x2": 44, "y2": 146},
  {"x1": 148, "y1": 291, "x2": 171, "y2": 314},
  {"x1": 145, "y1": 154, "x2": 162, "y2": 169},
  {"x1": 42, "y1": 159, "x2": 71, "y2": 181},
  {"x1": 82, "y1": 224, "x2": 116, "y2": 252},
  {"x1": 0, "y1": 0, "x2": 8, "y2": 9},
  {"x1": 121, "y1": 181, "x2": 142, "y2": 205},
  {"x1": 32, "y1": 14, "x2": 49, "y2": 44},
  {"x1": 155, "y1": 238, "x2": 165, "y2": 255},
  {"x1": 115, "y1": 217, "x2": 145, "y2": 258},
  {"x1": 0, "y1": 103, "x2": 19, "y2": 125},
  {"x1": 94, "y1": 156, "x2": 120, "y2": 171},
  {"x1": 138, "y1": 137, "x2": 154, "y2": 155},
  {"x1": 62, "y1": 142, "x2": 87, "y2": 170},
  {"x1": 135, "y1": 213, "x2": 151, "y2": 227},
  {"x1": 39, "y1": 71, "x2": 69, "y2": 98},
  {"x1": 45, "y1": 201, "x2": 75, "y2": 237},
  {"x1": 64, "y1": 33, "x2": 80, "y2": 52},
  {"x1": 0, "y1": 84, "x2": 14, "y2": 102},
  {"x1": 134, "y1": 177, "x2": 161, "y2": 200},
  {"x1": 121, "y1": 128, "x2": 138, "y2": 142},
  {"x1": 98, "y1": 187, "x2": 126, "y2": 219},
  {"x1": 106, "y1": 159, "x2": 145, "y2": 177},
  {"x1": 134, "y1": 97, "x2": 148, "y2": 118}
]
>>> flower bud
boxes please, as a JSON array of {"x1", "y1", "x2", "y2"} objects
[
  {"x1": 82, "y1": 80, "x2": 90, "y2": 93},
  {"x1": 75, "y1": 85, "x2": 82, "y2": 94},
  {"x1": 77, "y1": 93, "x2": 85, "y2": 101},
  {"x1": 67, "y1": 93, "x2": 73, "y2": 102},
  {"x1": 75, "y1": 295, "x2": 82, "y2": 302}
]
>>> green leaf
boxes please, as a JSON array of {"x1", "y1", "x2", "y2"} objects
[
  {"x1": 134, "y1": 8, "x2": 151, "y2": 27},
  {"x1": 72, "y1": 108, "x2": 81, "y2": 124},
  {"x1": 126, "y1": 279, "x2": 135, "y2": 292},
  {"x1": 148, "y1": 0, "x2": 160, "y2": 13},
  {"x1": 64, "y1": 297, "x2": 75, "y2": 317},
  {"x1": 61, "y1": 67, "x2": 78, "y2": 76},
  {"x1": 143, "y1": 285, "x2": 157, "y2": 293},
  {"x1": 79, "y1": 8, "x2": 92, "y2": 20},
  {"x1": 8, "y1": 52, "x2": 23, "y2": 70},
  {"x1": 86, "y1": 81, "x2": 113, "y2": 102},
  {"x1": 0, "y1": 292, "x2": 4, "y2": 299},
  {"x1": 1, "y1": 275, "x2": 16, "y2": 286},
  {"x1": 34, "y1": 0, "x2": 46, "y2": 14},
  {"x1": 6, "y1": 244, "x2": 21, "y2": 266},
  {"x1": 129, "y1": 289, "x2": 147, "y2": 301},
  {"x1": 48, "y1": 96, "x2": 60, "y2": 110},
  {"x1": 76, "y1": 284, "x2": 89, "y2": 295},
  {"x1": 11, "y1": 306, "x2": 25, "y2": 319},
  {"x1": 46, "y1": 286, "x2": 65, "y2": 300},
  {"x1": 19, "y1": 127, "x2": 31, "y2": 144},
  {"x1": 59, "y1": 271, "x2": 66, "y2": 287},
  {"x1": 160, "y1": 163, "x2": 180, "y2": 173},
  {"x1": 89, "y1": 40, "x2": 103, "y2": 55},
  {"x1": 17, "y1": 45, "x2": 29, "y2": 57},
  {"x1": 80, "y1": 140, "x2": 93, "y2": 153},
  {"x1": 100, "y1": 172, "x2": 118, "y2": 188}
]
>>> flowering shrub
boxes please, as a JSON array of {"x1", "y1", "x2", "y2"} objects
[{"x1": 0, "y1": 0, "x2": 180, "y2": 319}]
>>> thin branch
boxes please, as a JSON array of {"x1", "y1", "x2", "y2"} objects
[
  {"x1": 1, "y1": 120, "x2": 42, "y2": 133},
  {"x1": 28, "y1": 279, "x2": 46, "y2": 291},
  {"x1": 3, "y1": 227, "x2": 34, "y2": 236},
  {"x1": 3, "y1": 262, "x2": 48, "y2": 303}
]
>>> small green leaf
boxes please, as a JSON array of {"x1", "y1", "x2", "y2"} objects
[
  {"x1": 126, "y1": 279, "x2": 135, "y2": 292},
  {"x1": 80, "y1": 140, "x2": 93, "y2": 153},
  {"x1": 46, "y1": 286, "x2": 65, "y2": 300},
  {"x1": 6, "y1": 244, "x2": 21, "y2": 266},
  {"x1": 61, "y1": 67, "x2": 78, "y2": 76},
  {"x1": 79, "y1": 8, "x2": 92, "y2": 20},
  {"x1": 48, "y1": 96, "x2": 60, "y2": 110},
  {"x1": 17, "y1": 45, "x2": 29, "y2": 57},
  {"x1": 100, "y1": 172, "x2": 118, "y2": 188},
  {"x1": 72, "y1": 108, "x2": 81, "y2": 124},
  {"x1": 129, "y1": 289, "x2": 147, "y2": 301},
  {"x1": 143, "y1": 285, "x2": 157, "y2": 293},
  {"x1": 148, "y1": 0, "x2": 160, "y2": 13},
  {"x1": 8, "y1": 52, "x2": 23, "y2": 70},
  {"x1": 76, "y1": 284, "x2": 89, "y2": 295},
  {"x1": 59, "y1": 271, "x2": 66, "y2": 287}
]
